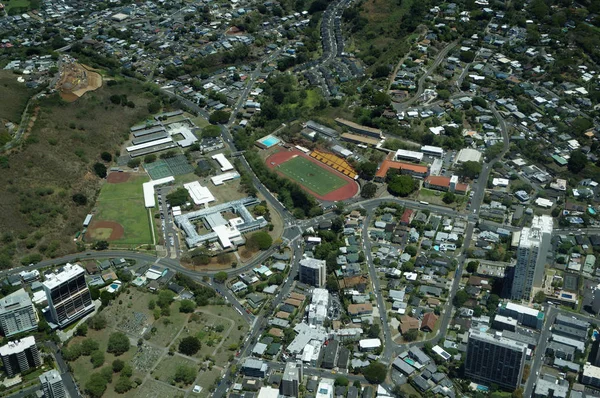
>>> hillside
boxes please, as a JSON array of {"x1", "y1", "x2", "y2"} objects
[{"x1": 0, "y1": 79, "x2": 162, "y2": 268}]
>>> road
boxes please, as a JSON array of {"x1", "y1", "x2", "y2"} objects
[
  {"x1": 362, "y1": 211, "x2": 394, "y2": 364},
  {"x1": 393, "y1": 40, "x2": 458, "y2": 112}
]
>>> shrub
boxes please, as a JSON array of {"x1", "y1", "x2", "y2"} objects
[
  {"x1": 179, "y1": 336, "x2": 201, "y2": 356},
  {"x1": 90, "y1": 351, "x2": 105, "y2": 368}
]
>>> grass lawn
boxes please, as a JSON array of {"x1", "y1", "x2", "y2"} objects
[
  {"x1": 193, "y1": 368, "x2": 222, "y2": 398},
  {"x1": 68, "y1": 328, "x2": 137, "y2": 389},
  {"x1": 94, "y1": 174, "x2": 153, "y2": 245},
  {"x1": 152, "y1": 355, "x2": 199, "y2": 385},
  {"x1": 178, "y1": 306, "x2": 247, "y2": 366},
  {"x1": 0, "y1": 70, "x2": 36, "y2": 124},
  {"x1": 148, "y1": 304, "x2": 189, "y2": 347},
  {"x1": 304, "y1": 89, "x2": 321, "y2": 108},
  {"x1": 134, "y1": 379, "x2": 183, "y2": 398},
  {"x1": 4, "y1": 0, "x2": 34, "y2": 13},
  {"x1": 276, "y1": 156, "x2": 347, "y2": 196}
]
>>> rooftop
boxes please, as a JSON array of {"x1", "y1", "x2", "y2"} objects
[
  {"x1": 0, "y1": 336, "x2": 36, "y2": 356},
  {"x1": 42, "y1": 263, "x2": 85, "y2": 290}
]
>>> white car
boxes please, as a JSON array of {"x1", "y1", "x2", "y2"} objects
[{"x1": 193, "y1": 385, "x2": 202, "y2": 393}]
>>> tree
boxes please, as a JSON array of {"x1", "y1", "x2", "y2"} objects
[
  {"x1": 335, "y1": 376, "x2": 349, "y2": 386},
  {"x1": 90, "y1": 350, "x2": 105, "y2": 368},
  {"x1": 209, "y1": 110, "x2": 231, "y2": 124},
  {"x1": 367, "y1": 323, "x2": 381, "y2": 338},
  {"x1": 85, "y1": 373, "x2": 107, "y2": 398},
  {"x1": 453, "y1": 289, "x2": 469, "y2": 307},
  {"x1": 114, "y1": 377, "x2": 133, "y2": 393},
  {"x1": 458, "y1": 161, "x2": 482, "y2": 179},
  {"x1": 214, "y1": 272, "x2": 228, "y2": 283},
  {"x1": 144, "y1": 154, "x2": 157, "y2": 163},
  {"x1": 373, "y1": 65, "x2": 390, "y2": 79},
  {"x1": 157, "y1": 290, "x2": 175, "y2": 308},
  {"x1": 94, "y1": 240, "x2": 109, "y2": 250},
  {"x1": 100, "y1": 290, "x2": 114, "y2": 306},
  {"x1": 357, "y1": 161, "x2": 378, "y2": 180},
  {"x1": 249, "y1": 231, "x2": 273, "y2": 250},
  {"x1": 567, "y1": 150, "x2": 587, "y2": 174},
  {"x1": 202, "y1": 125, "x2": 221, "y2": 138},
  {"x1": 442, "y1": 192, "x2": 456, "y2": 204},
  {"x1": 174, "y1": 365, "x2": 197, "y2": 384},
  {"x1": 459, "y1": 50, "x2": 476, "y2": 63},
  {"x1": 81, "y1": 338, "x2": 99, "y2": 355},
  {"x1": 179, "y1": 299, "x2": 196, "y2": 313},
  {"x1": 107, "y1": 332, "x2": 130, "y2": 356},
  {"x1": 93, "y1": 162, "x2": 107, "y2": 178},
  {"x1": 72, "y1": 193, "x2": 88, "y2": 206},
  {"x1": 179, "y1": 336, "x2": 201, "y2": 355},
  {"x1": 353, "y1": 380, "x2": 362, "y2": 389},
  {"x1": 127, "y1": 158, "x2": 141, "y2": 168},
  {"x1": 405, "y1": 246, "x2": 417, "y2": 256},
  {"x1": 89, "y1": 314, "x2": 107, "y2": 330},
  {"x1": 466, "y1": 261, "x2": 479, "y2": 274},
  {"x1": 101, "y1": 152, "x2": 113, "y2": 162},
  {"x1": 404, "y1": 329, "x2": 418, "y2": 342},
  {"x1": 361, "y1": 182, "x2": 377, "y2": 199},
  {"x1": 362, "y1": 362, "x2": 387, "y2": 384},
  {"x1": 387, "y1": 175, "x2": 416, "y2": 197},
  {"x1": 112, "y1": 359, "x2": 125, "y2": 373},
  {"x1": 76, "y1": 323, "x2": 88, "y2": 336},
  {"x1": 533, "y1": 291, "x2": 546, "y2": 304},
  {"x1": 326, "y1": 274, "x2": 339, "y2": 292},
  {"x1": 166, "y1": 188, "x2": 190, "y2": 206}
]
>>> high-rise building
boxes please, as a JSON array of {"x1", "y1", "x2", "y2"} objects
[
  {"x1": 281, "y1": 361, "x2": 303, "y2": 397},
  {"x1": 0, "y1": 288, "x2": 38, "y2": 337},
  {"x1": 299, "y1": 258, "x2": 326, "y2": 287},
  {"x1": 0, "y1": 336, "x2": 41, "y2": 377},
  {"x1": 43, "y1": 263, "x2": 95, "y2": 328},
  {"x1": 465, "y1": 330, "x2": 527, "y2": 390},
  {"x1": 40, "y1": 369, "x2": 66, "y2": 398},
  {"x1": 510, "y1": 215, "x2": 553, "y2": 301}
]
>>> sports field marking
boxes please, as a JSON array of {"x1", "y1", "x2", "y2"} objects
[{"x1": 276, "y1": 156, "x2": 347, "y2": 196}]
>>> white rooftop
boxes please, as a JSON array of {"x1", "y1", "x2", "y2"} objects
[
  {"x1": 42, "y1": 263, "x2": 85, "y2": 290},
  {"x1": 143, "y1": 176, "x2": 175, "y2": 208},
  {"x1": 504, "y1": 302, "x2": 540, "y2": 318},
  {"x1": 212, "y1": 153, "x2": 234, "y2": 171},
  {"x1": 184, "y1": 181, "x2": 215, "y2": 206},
  {"x1": 0, "y1": 336, "x2": 36, "y2": 356}
]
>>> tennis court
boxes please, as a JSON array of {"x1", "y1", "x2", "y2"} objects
[
  {"x1": 144, "y1": 155, "x2": 195, "y2": 180},
  {"x1": 277, "y1": 156, "x2": 347, "y2": 196}
]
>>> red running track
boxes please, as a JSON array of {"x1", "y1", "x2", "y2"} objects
[{"x1": 265, "y1": 148, "x2": 359, "y2": 201}]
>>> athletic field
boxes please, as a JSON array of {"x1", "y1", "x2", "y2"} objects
[{"x1": 277, "y1": 156, "x2": 347, "y2": 196}]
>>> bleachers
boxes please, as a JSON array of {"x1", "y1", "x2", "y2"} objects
[{"x1": 310, "y1": 150, "x2": 357, "y2": 179}]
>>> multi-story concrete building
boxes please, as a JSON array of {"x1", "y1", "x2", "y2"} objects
[
  {"x1": 299, "y1": 258, "x2": 326, "y2": 287},
  {"x1": 497, "y1": 302, "x2": 544, "y2": 330},
  {"x1": 510, "y1": 215, "x2": 553, "y2": 301},
  {"x1": 465, "y1": 330, "x2": 527, "y2": 390},
  {"x1": 0, "y1": 336, "x2": 41, "y2": 377},
  {"x1": 281, "y1": 361, "x2": 303, "y2": 397},
  {"x1": 43, "y1": 263, "x2": 94, "y2": 328},
  {"x1": 0, "y1": 288, "x2": 37, "y2": 337},
  {"x1": 40, "y1": 369, "x2": 66, "y2": 398}
]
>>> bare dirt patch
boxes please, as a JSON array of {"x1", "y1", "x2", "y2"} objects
[
  {"x1": 107, "y1": 172, "x2": 131, "y2": 184},
  {"x1": 87, "y1": 220, "x2": 124, "y2": 241},
  {"x1": 57, "y1": 60, "x2": 103, "y2": 102}
]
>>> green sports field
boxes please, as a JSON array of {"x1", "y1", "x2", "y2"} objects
[
  {"x1": 94, "y1": 174, "x2": 153, "y2": 245},
  {"x1": 277, "y1": 156, "x2": 347, "y2": 196}
]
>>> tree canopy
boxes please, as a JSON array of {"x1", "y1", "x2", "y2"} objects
[
  {"x1": 247, "y1": 231, "x2": 273, "y2": 250},
  {"x1": 567, "y1": 150, "x2": 587, "y2": 174},
  {"x1": 107, "y1": 332, "x2": 130, "y2": 356},
  {"x1": 361, "y1": 182, "x2": 377, "y2": 199},
  {"x1": 363, "y1": 362, "x2": 387, "y2": 384},
  {"x1": 458, "y1": 161, "x2": 482, "y2": 179},
  {"x1": 166, "y1": 188, "x2": 190, "y2": 206},
  {"x1": 387, "y1": 175, "x2": 416, "y2": 197},
  {"x1": 179, "y1": 336, "x2": 201, "y2": 356}
]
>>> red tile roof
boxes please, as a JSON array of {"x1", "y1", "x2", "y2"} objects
[{"x1": 375, "y1": 160, "x2": 429, "y2": 178}]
